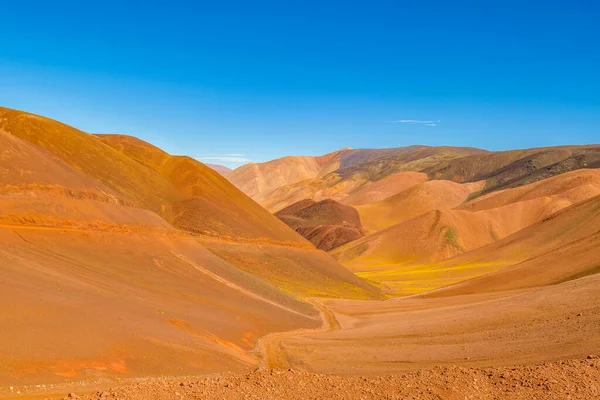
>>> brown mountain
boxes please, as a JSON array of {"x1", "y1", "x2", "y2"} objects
[
  {"x1": 229, "y1": 144, "x2": 600, "y2": 214},
  {"x1": 227, "y1": 146, "x2": 486, "y2": 211},
  {"x1": 275, "y1": 199, "x2": 366, "y2": 251},
  {"x1": 425, "y1": 145, "x2": 600, "y2": 197}
]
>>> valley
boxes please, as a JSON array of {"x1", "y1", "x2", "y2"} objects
[{"x1": 0, "y1": 107, "x2": 598, "y2": 399}]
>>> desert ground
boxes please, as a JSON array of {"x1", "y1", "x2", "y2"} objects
[
  {"x1": 1, "y1": 106, "x2": 599, "y2": 399},
  {"x1": 4, "y1": 283, "x2": 600, "y2": 399}
]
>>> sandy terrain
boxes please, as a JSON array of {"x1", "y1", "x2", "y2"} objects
[
  {"x1": 5, "y1": 357, "x2": 599, "y2": 399},
  {"x1": 5, "y1": 283, "x2": 600, "y2": 399},
  {"x1": 1, "y1": 106, "x2": 599, "y2": 399}
]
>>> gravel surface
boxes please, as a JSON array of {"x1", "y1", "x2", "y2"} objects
[{"x1": 35, "y1": 356, "x2": 599, "y2": 400}]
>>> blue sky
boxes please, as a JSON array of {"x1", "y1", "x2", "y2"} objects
[{"x1": 1, "y1": 1, "x2": 598, "y2": 168}]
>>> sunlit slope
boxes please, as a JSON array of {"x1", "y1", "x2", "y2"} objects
[
  {"x1": 340, "y1": 198, "x2": 578, "y2": 294},
  {"x1": 333, "y1": 171, "x2": 600, "y2": 294},
  {"x1": 425, "y1": 145, "x2": 600, "y2": 196},
  {"x1": 355, "y1": 180, "x2": 484, "y2": 231},
  {"x1": 226, "y1": 150, "x2": 343, "y2": 202},
  {"x1": 335, "y1": 169, "x2": 600, "y2": 268},
  {"x1": 25, "y1": 112, "x2": 378, "y2": 297},
  {"x1": 0, "y1": 107, "x2": 382, "y2": 386},
  {"x1": 0, "y1": 107, "x2": 181, "y2": 218},
  {"x1": 0, "y1": 107, "x2": 379, "y2": 299},
  {"x1": 334, "y1": 146, "x2": 485, "y2": 181},
  {"x1": 458, "y1": 168, "x2": 600, "y2": 212},
  {"x1": 0, "y1": 124, "x2": 171, "y2": 230},
  {"x1": 229, "y1": 144, "x2": 600, "y2": 216},
  {"x1": 204, "y1": 241, "x2": 379, "y2": 300},
  {"x1": 0, "y1": 128, "x2": 115, "y2": 191},
  {"x1": 260, "y1": 174, "x2": 365, "y2": 212},
  {"x1": 0, "y1": 108, "x2": 307, "y2": 243},
  {"x1": 341, "y1": 171, "x2": 428, "y2": 206},
  {"x1": 423, "y1": 193, "x2": 600, "y2": 297},
  {"x1": 0, "y1": 227, "x2": 318, "y2": 385},
  {"x1": 332, "y1": 208, "x2": 505, "y2": 271},
  {"x1": 96, "y1": 132, "x2": 309, "y2": 242},
  {"x1": 229, "y1": 146, "x2": 487, "y2": 211}
]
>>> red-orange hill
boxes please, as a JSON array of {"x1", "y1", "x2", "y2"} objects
[
  {"x1": 423, "y1": 192, "x2": 600, "y2": 297},
  {"x1": 0, "y1": 106, "x2": 380, "y2": 385}
]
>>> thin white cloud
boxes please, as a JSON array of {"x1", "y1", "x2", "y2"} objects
[
  {"x1": 395, "y1": 119, "x2": 440, "y2": 125},
  {"x1": 197, "y1": 156, "x2": 252, "y2": 163}
]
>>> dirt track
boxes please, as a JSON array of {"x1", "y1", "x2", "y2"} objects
[
  {"x1": 6, "y1": 283, "x2": 600, "y2": 399},
  {"x1": 254, "y1": 298, "x2": 340, "y2": 370}
]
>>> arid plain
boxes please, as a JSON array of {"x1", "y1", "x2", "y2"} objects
[{"x1": 1, "y1": 106, "x2": 599, "y2": 399}]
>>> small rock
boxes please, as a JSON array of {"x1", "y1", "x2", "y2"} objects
[{"x1": 577, "y1": 313, "x2": 583, "y2": 317}]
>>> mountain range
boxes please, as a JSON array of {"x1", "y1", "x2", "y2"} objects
[{"x1": 1, "y1": 105, "x2": 599, "y2": 396}]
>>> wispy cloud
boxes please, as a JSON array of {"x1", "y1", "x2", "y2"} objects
[{"x1": 395, "y1": 119, "x2": 440, "y2": 126}]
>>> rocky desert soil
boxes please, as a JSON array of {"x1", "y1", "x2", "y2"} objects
[
  {"x1": 6, "y1": 290, "x2": 600, "y2": 400},
  {"x1": 9, "y1": 357, "x2": 600, "y2": 400}
]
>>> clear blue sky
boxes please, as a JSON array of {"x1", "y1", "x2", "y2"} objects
[{"x1": 1, "y1": 1, "x2": 598, "y2": 168}]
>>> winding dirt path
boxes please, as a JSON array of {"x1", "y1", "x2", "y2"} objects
[{"x1": 253, "y1": 298, "x2": 341, "y2": 370}]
